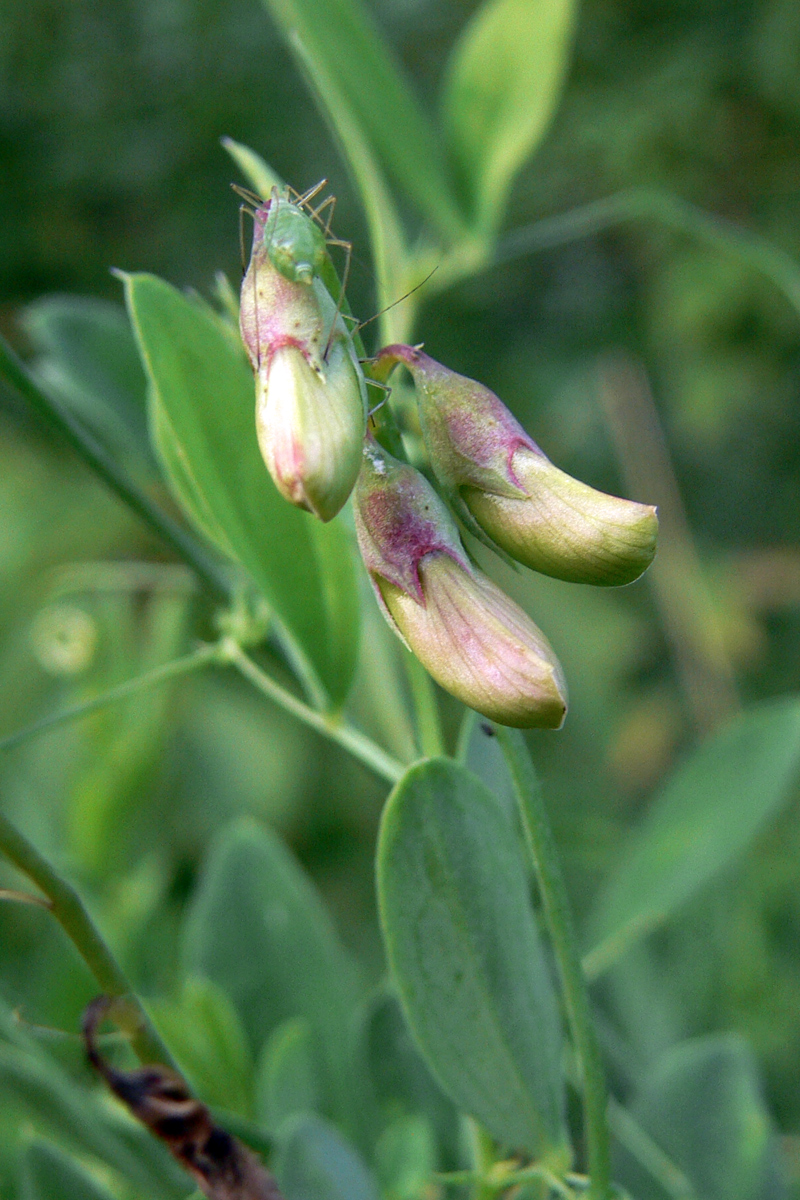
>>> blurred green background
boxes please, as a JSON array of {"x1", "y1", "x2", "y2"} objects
[{"x1": 2, "y1": 0, "x2": 800, "y2": 1191}]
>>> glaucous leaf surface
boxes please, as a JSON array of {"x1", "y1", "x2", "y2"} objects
[
  {"x1": 275, "y1": 1113, "x2": 379, "y2": 1200},
  {"x1": 613, "y1": 1035, "x2": 786, "y2": 1200},
  {"x1": 456, "y1": 711, "x2": 516, "y2": 823},
  {"x1": 256, "y1": 1016, "x2": 322, "y2": 1131},
  {"x1": 182, "y1": 818, "x2": 365, "y2": 1144},
  {"x1": 124, "y1": 272, "x2": 360, "y2": 707},
  {"x1": 442, "y1": 0, "x2": 576, "y2": 233},
  {"x1": 587, "y1": 696, "x2": 800, "y2": 975},
  {"x1": 377, "y1": 758, "x2": 568, "y2": 1160},
  {"x1": 360, "y1": 989, "x2": 458, "y2": 1168}
]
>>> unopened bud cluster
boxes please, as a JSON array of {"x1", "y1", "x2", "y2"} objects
[{"x1": 240, "y1": 193, "x2": 657, "y2": 728}]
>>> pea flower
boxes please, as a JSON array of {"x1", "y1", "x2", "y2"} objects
[
  {"x1": 374, "y1": 345, "x2": 658, "y2": 586},
  {"x1": 353, "y1": 437, "x2": 567, "y2": 729},
  {"x1": 239, "y1": 201, "x2": 367, "y2": 522}
]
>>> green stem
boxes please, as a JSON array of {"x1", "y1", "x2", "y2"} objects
[
  {"x1": 0, "y1": 643, "x2": 220, "y2": 754},
  {"x1": 221, "y1": 638, "x2": 405, "y2": 786},
  {"x1": 492, "y1": 188, "x2": 800, "y2": 319},
  {"x1": 0, "y1": 334, "x2": 231, "y2": 600},
  {"x1": 496, "y1": 729, "x2": 611, "y2": 1200},
  {"x1": 403, "y1": 650, "x2": 445, "y2": 757},
  {"x1": 0, "y1": 810, "x2": 169, "y2": 1064},
  {"x1": 465, "y1": 1118, "x2": 498, "y2": 1200}
]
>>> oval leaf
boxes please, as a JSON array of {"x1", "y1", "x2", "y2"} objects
[
  {"x1": 614, "y1": 1036, "x2": 786, "y2": 1200},
  {"x1": 377, "y1": 758, "x2": 568, "y2": 1158},
  {"x1": 124, "y1": 272, "x2": 360, "y2": 707},
  {"x1": 151, "y1": 976, "x2": 253, "y2": 1117},
  {"x1": 442, "y1": 0, "x2": 576, "y2": 232},
  {"x1": 362, "y1": 988, "x2": 458, "y2": 1164},
  {"x1": 183, "y1": 817, "x2": 365, "y2": 1144},
  {"x1": 256, "y1": 1017, "x2": 323, "y2": 1131},
  {"x1": 275, "y1": 1113, "x2": 380, "y2": 1200},
  {"x1": 587, "y1": 696, "x2": 800, "y2": 977}
]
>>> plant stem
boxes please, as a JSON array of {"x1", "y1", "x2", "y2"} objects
[
  {"x1": 0, "y1": 334, "x2": 231, "y2": 600},
  {"x1": 492, "y1": 188, "x2": 800, "y2": 320},
  {"x1": 221, "y1": 638, "x2": 405, "y2": 785},
  {"x1": 403, "y1": 650, "x2": 445, "y2": 757},
  {"x1": 496, "y1": 729, "x2": 611, "y2": 1200},
  {"x1": 0, "y1": 810, "x2": 169, "y2": 1064},
  {"x1": 0, "y1": 643, "x2": 220, "y2": 754}
]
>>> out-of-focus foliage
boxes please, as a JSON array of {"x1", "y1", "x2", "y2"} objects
[{"x1": 3, "y1": 0, "x2": 800, "y2": 1196}]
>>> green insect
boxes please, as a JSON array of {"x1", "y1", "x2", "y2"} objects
[{"x1": 234, "y1": 178, "x2": 352, "y2": 290}]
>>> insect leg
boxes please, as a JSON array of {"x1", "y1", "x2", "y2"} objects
[
  {"x1": 231, "y1": 182, "x2": 264, "y2": 207},
  {"x1": 323, "y1": 237, "x2": 353, "y2": 360},
  {"x1": 312, "y1": 193, "x2": 337, "y2": 237}
]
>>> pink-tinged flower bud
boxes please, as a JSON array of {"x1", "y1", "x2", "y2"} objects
[
  {"x1": 353, "y1": 438, "x2": 567, "y2": 729},
  {"x1": 239, "y1": 200, "x2": 367, "y2": 521},
  {"x1": 375, "y1": 346, "x2": 658, "y2": 586}
]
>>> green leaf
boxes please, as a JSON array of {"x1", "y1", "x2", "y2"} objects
[
  {"x1": 456, "y1": 710, "x2": 516, "y2": 823},
  {"x1": 182, "y1": 817, "x2": 365, "y2": 1143},
  {"x1": 124, "y1": 272, "x2": 360, "y2": 707},
  {"x1": 614, "y1": 1036, "x2": 786, "y2": 1200},
  {"x1": 151, "y1": 976, "x2": 254, "y2": 1117},
  {"x1": 256, "y1": 1017, "x2": 323, "y2": 1131},
  {"x1": 587, "y1": 696, "x2": 800, "y2": 977},
  {"x1": 0, "y1": 1042, "x2": 186, "y2": 1198},
  {"x1": 361, "y1": 989, "x2": 458, "y2": 1167},
  {"x1": 21, "y1": 1139, "x2": 117, "y2": 1200},
  {"x1": 374, "y1": 1115, "x2": 437, "y2": 1200},
  {"x1": 285, "y1": 39, "x2": 413, "y2": 346},
  {"x1": 442, "y1": 0, "x2": 577, "y2": 233},
  {"x1": 259, "y1": 0, "x2": 464, "y2": 241},
  {"x1": 275, "y1": 1113, "x2": 380, "y2": 1200},
  {"x1": 221, "y1": 137, "x2": 285, "y2": 197},
  {"x1": 377, "y1": 758, "x2": 568, "y2": 1159},
  {"x1": 20, "y1": 296, "x2": 155, "y2": 477}
]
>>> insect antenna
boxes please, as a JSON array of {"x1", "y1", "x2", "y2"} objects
[
  {"x1": 356, "y1": 266, "x2": 440, "y2": 335},
  {"x1": 295, "y1": 178, "x2": 328, "y2": 207}
]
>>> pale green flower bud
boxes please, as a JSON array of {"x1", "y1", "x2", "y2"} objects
[
  {"x1": 375, "y1": 346, "x2": 658, "y2": 586},
  {"x1": 239, "y1": 198, "x2": 367, "y2": 521},
  {"x1": 255, "y1": 338, "x2": 366, "y2": 522},
  {"x1": 353, "y1": 437, "x2": 567, "y2": 729}
]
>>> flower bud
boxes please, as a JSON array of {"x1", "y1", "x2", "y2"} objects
[
  {"x1": 240, "y1": 201, "x2": 367, "y2": 521},
  {"x1": 353, "y1": 437, "x2": 567, "y2": 729},
  {"x1": 375, "y1": 346, "x2": 657, "y2": 586}
]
